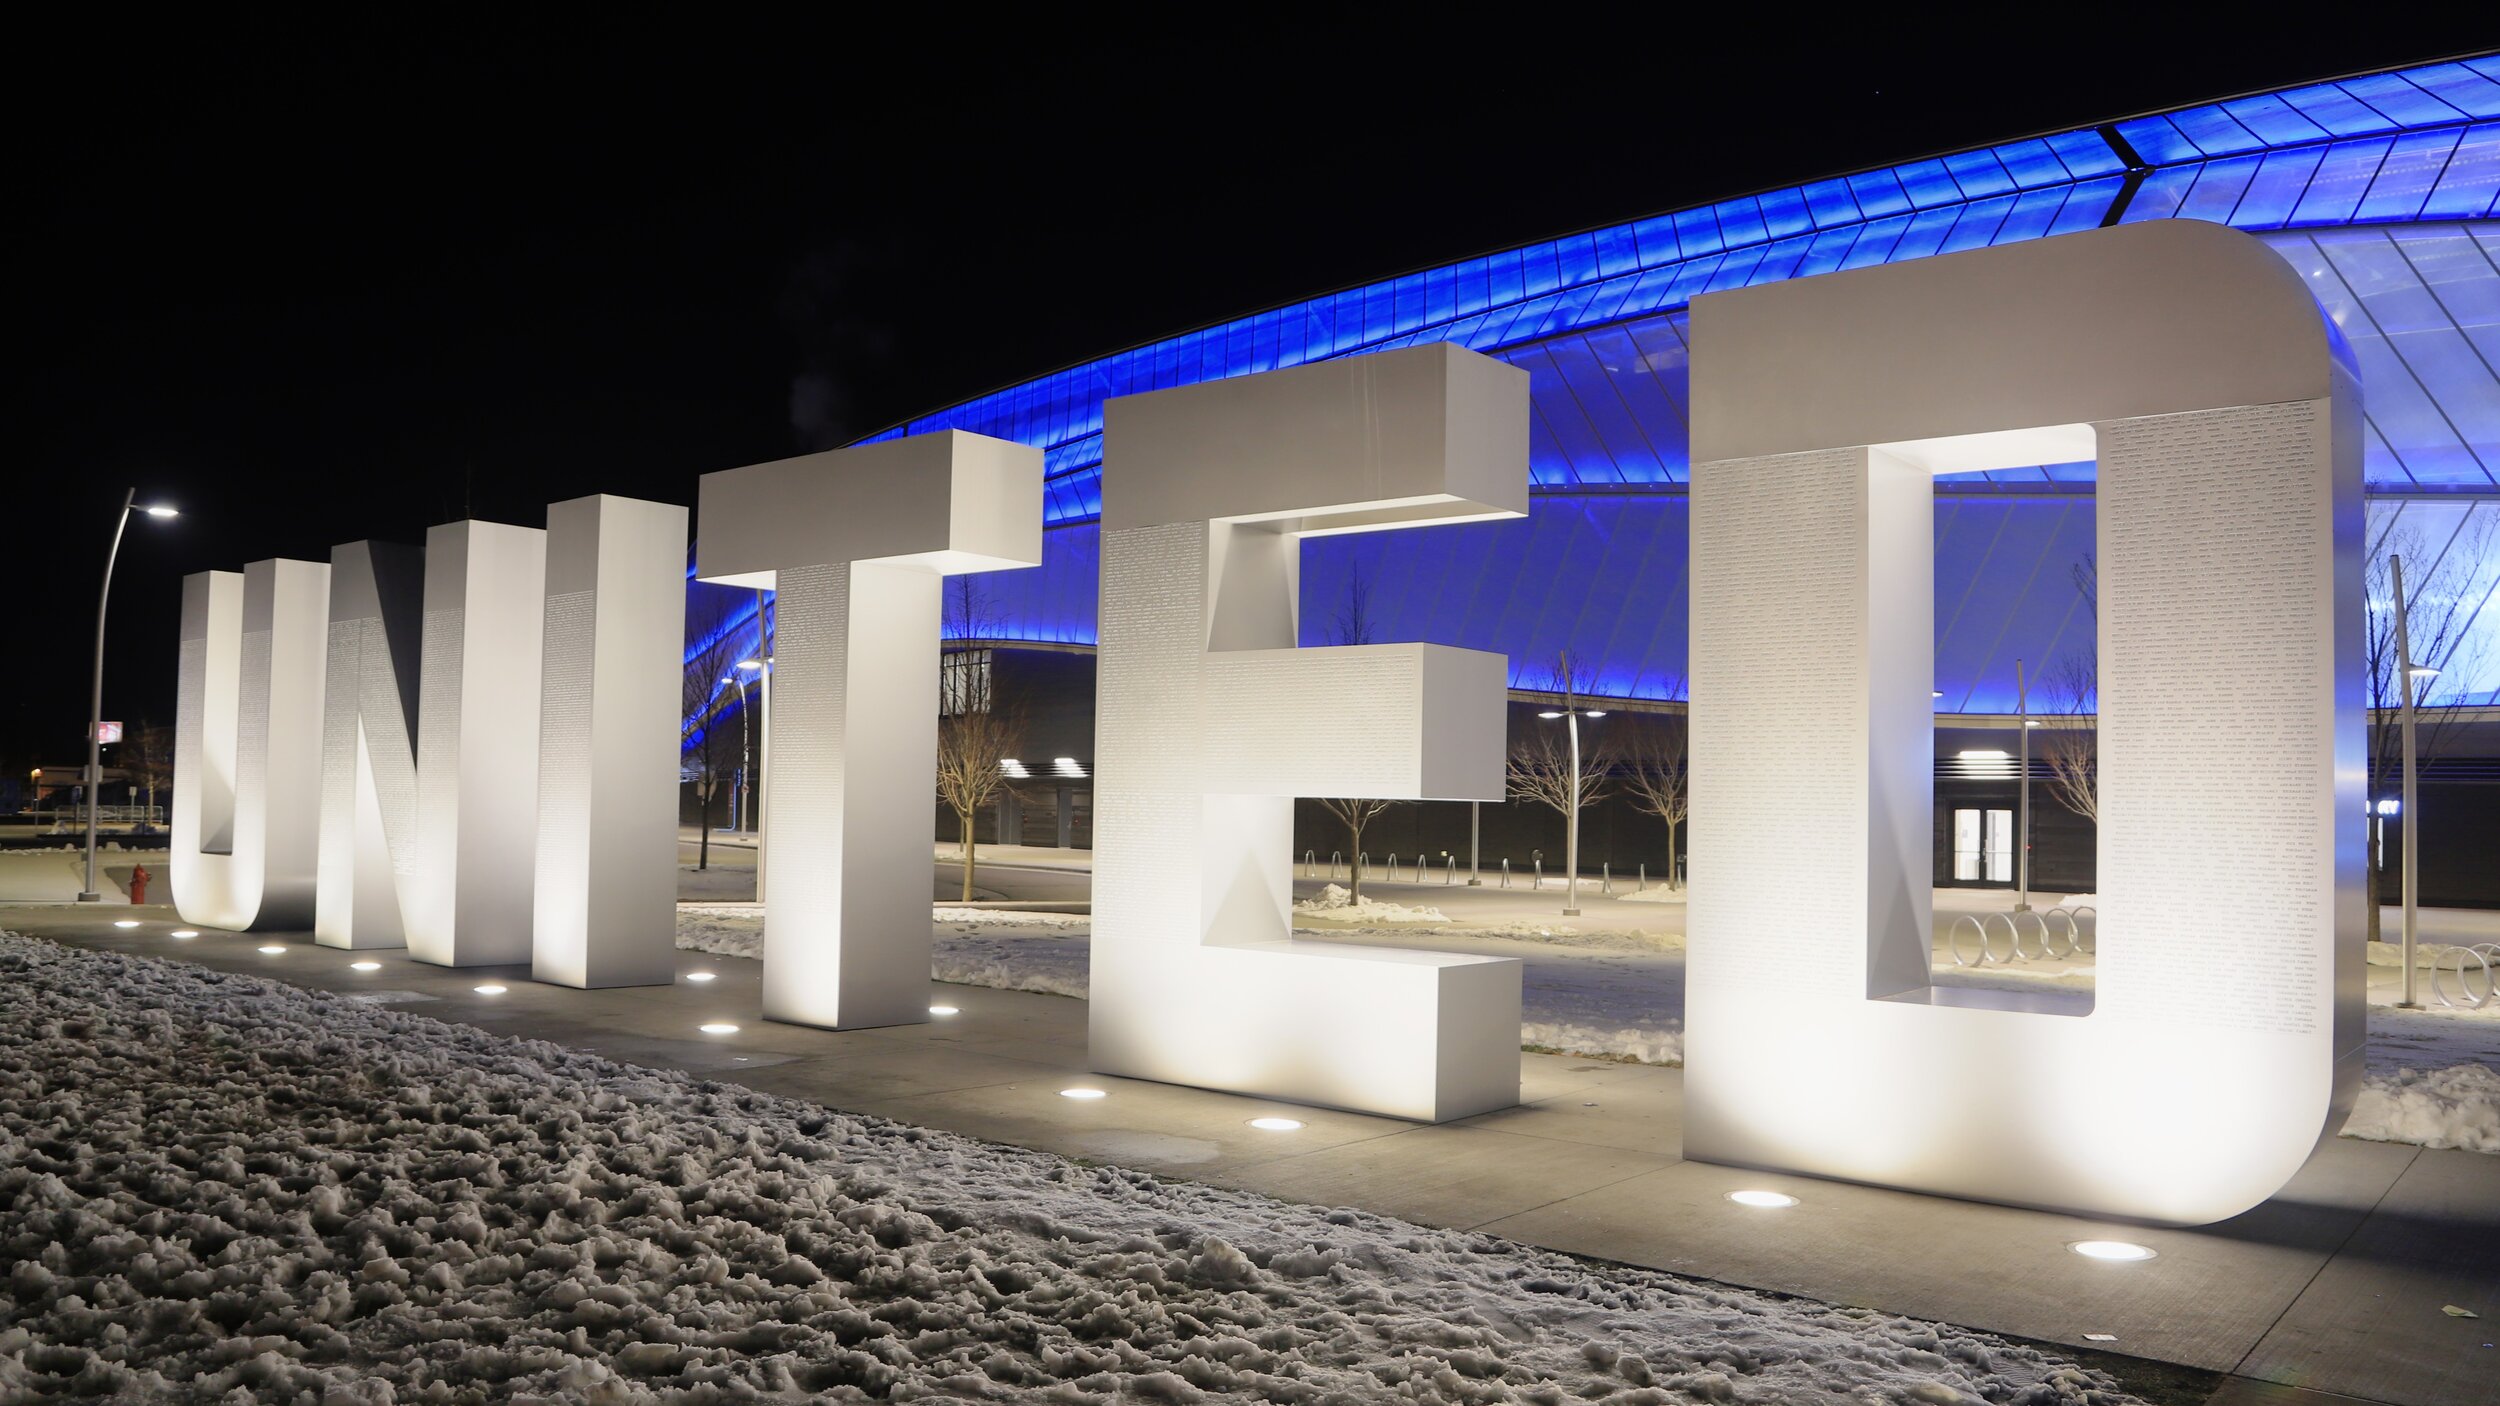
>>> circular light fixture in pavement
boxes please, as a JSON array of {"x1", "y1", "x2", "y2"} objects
[
  {"x1": 2070, "y1": 1240, "x2": 2157, "y2": 1262},
  {"x1": 1248, "y1": 1117, "x2": 1304, "y2": 1131},
  {"x1": 699, "y1": 1023, "x2": 740, "y2": 1035},
  {"x1": 1726, "y1": 1189, "x2": 1799, "y2": 1209},
  {"x1": 1060, "y1": 1087, "x2": 1107, "y2": 1101}
]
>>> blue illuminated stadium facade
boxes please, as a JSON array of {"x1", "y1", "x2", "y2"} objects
[
  {"x1": 685, "y1": 55, "x2": 2500, "y2": 896},
  {"x1": 836, "y1": 54, "x2": 2500, "y2": 719}
]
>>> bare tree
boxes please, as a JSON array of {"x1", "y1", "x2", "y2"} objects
[
  {"x1": 1508, "y1": 653, "x2": 1615, "y2": 896},
  {"x1": 117, "y1": 719, "x2": 175, "y2": 825},
  {"x1": 1317, "y1": 560, "x2": 1399, "y2": 902},
  {"x1": 936, "y1": 706, "x2": 1021, "y2": 903},
  {"x1": 2363, "y1": 516, "x2": 2496, "y2": 942},
  {"x1": 681, "y1": 587, "x2": 752, "y2": 873},
  {"x1": 2037, "y1": 653, "x2": 2097, "y2": 824},
  {"x1": 1619, "y1": 712, "x2": 1688, "y2": 889}
]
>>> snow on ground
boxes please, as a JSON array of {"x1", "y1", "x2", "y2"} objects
[
  {"x1": 678, "y1": 902, "x2": 2500, "y2": 1153},
  {"x1": 0, "y1": 931, "x2": 2139, "y2": 1405},
  {"x1": 1291, "y1": 883, "x2": 1451, "y2": 925},
  {"x1": 1616, "y1": 886, "x2": 1685, "y2": 905}
]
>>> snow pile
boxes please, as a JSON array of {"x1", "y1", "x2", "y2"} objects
[
  {"x1": 0, "y1": 931, "x2": 2138, "y2": 1405},
  {"x1": 1522, "y1": 1021, "x2": 1686, "y2": 1065},
  {"x1": 1291, "y1": 883, "x2": 1450, "y2": 925},
  {"x1": 2345, "y1": 1064, "x2": 2500, "y2": 1153},
  {"x1": 1617, "y1": 885, "x2": 1685, "y2": 904},
  {"x1": 934, "y1": 932, "x2": 1090, "y2": 999},
  {"x1": 933, "y1": 905, "x2": 1091, "y2": 931}
]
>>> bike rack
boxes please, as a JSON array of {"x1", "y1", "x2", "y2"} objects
[
  {"x1": 1500, "y1": 858, "x2": 1512, "y2": 889},
  {"x1": 1532, "y1": 859, "x2": 1544, "y2": 890},
  {"x1": 1445, "y1": 854, "x2": 1459, "y2": 885},
  {"x1": 1330, "y1": 851, "x2": 1344, "y2": 880},
  {"x1": 2432, "y1": 943, "x2": 2499, "y2": 1010},
  {"x1": 1949, "y1": 905, "x2": 2095, "y2": 967},
  {"x1": 1302, "y1": 850, "x2": 1316, "y2": 878},
  {"x1": 1386, "y1": 853, "x2": 1400, "y2": 883},
  {"x1": 1600, "y1": 862, "x2": 1612, "y2": 896}
]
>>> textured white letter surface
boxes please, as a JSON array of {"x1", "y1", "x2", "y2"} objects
[
  {"x1": 173, "y1": 559, "x2": 330, "y2": 931},
  {"x1": 1092, "y1": 343, "x2": 1530, "y2": 1122},
  {"x1": 697, "y1": 431, "x2": 1043, "y2": 1029},
  {"x1": 533, "y1": 494, "x2": 689, "y2": 989},
  {"x1": 1684, "y1": 220, "x2": 2364, "y2": 1224}
]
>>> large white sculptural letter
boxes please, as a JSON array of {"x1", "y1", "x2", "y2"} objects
[
  {"x1": 533, "y1": 494, "x2": 688, "y2": 989},
  {"x1": 1684, "y1": 220, "x2": 2363, "y2": 1224},
  {"x1": 173, "y1": 559, "x2": 330, "y2": 930},
  {"x1": 408, "y1": 520, "x2": 547, "y2": 966},
  {"x1": 315, "y1": 541, "x2": 424, "y2": 949},
  {"x1": 1092, "y1": 343, "x2": 1528, "y2": 1122},
  {"x1": 697, "y1": 432, "x2": 1042, "y2": 1029}
]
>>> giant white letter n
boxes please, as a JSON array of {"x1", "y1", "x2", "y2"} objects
[
  {"x1": 1684, "y1": 221, "x2": 2363, "y2": 1225},
  {"x1": 1091, "y1": 343, "x2": 1530, "y2": 1122}
]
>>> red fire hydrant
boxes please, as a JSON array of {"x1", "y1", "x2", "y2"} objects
[{"x1": 129, "y1": 864, "x2": 150, "y2": 905}]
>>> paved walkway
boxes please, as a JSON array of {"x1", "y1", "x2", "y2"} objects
[{"x1": 9, "y1": 902, "x2": 2496, "y2": 1406}]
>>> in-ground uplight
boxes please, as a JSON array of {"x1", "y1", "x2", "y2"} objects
[{"x1": 1727, "y1": 1189, "x2": 1799, "y2": 1208}]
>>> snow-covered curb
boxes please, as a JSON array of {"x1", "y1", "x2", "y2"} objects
[{"x1": 0, "y1": 931, "x2": 2136, "y2": 1404}]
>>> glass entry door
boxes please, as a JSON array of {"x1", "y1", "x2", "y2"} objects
[{"x1": 1952, "y1": 808, "x2": 2015, "y2": 883}]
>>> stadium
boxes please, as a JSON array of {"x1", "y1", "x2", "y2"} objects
[{"x1": 692, "y1": 53, "x2": 2500, "y2": 903}]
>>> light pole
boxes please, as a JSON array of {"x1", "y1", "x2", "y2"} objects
[
  {"x1": 2391, "y1": 555, "x2": 2434, "y2": 1009},
  {"x1": 739, "y1": 650, "x2": 771, "y2": 894},
  {"x1": 1536, "y1": 667, "x2": 1606, "y2": 917},
  {"x1": 2016, "y1": 658, "x2": 2036, "y2": 912},
  {"x1": 81, "y1": 489, "x2": 178, "y2": 903},
  {"x1": 721, "y1": 673, "x2": 752, "y2": 832}
]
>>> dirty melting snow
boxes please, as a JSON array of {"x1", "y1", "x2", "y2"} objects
[{"x1": 0, "y1": 933, "x2": 2133, "y2": 1405}]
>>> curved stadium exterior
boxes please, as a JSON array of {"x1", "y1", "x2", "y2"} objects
[{"x1": 697, "y1": 53, "x2": 2500, "y2": 898}]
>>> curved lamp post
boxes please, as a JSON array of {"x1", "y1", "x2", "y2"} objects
[{"x1": 81, "y1": 489, "x2": 178, "y2": 902}]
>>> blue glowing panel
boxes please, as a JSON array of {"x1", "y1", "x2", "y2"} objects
[{"x1": 951, "y1": 524, "x2": 1100, "y2": 646}]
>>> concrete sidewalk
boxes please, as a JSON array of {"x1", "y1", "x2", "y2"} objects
[{"x1": 10, "y1": 903, "x2": 2497, "y2": 1406}]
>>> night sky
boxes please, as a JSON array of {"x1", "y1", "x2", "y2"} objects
[{"x1": 12, "y1": 22, "x2": 2494, "y2": 770}]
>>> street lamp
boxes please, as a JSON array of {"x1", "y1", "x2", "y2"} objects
[
  {"x1": 81, "y1": 489, "x2": 178, "y2": 902},
  {"x1": 1536, "y1": 669, "x2": 1607, "y2": 918},
  {"x1": 721, "y1": 672, "x2": 752, "y2": 832},
  {"x1": 2390, "y1": 555, "x2": 2433, "y2": 1008}
]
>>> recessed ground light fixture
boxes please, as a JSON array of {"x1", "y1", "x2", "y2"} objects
[
  {"x1": 113, "y1": 919, "x2": 142, "y2": 928},
  {"x1": 929, "y1": 1005, "x2": 959, "y2": 1016},
  {"x1": 170, "y1": 929, "x2": 198, "y2": 938},
  {"x1": 350, "y1": 961, "x2": 381, "y2": 972},
  {"x1": 1726, "y1": 1189, "x2": 1800, "y2": 1208},
  {"x1": 2069, "y1": 1240, "x2": 2157, "y2": 1262},
  {"x1": 473, "y1": 984, "x2": 507, "y2": 996},
  {"x1": 699, "y1": 1023, "x2": 740, "y2": 1035},
  {"x1": 1059, "y1": 1087, "x2": 1107, "y2": 1100},
  {"x1": 684, "y1": 971, "x2": 716, "y2": 983},
  {"x1": 1248, "y1": 1117, "x2": 1303, "y2": 1131},
  {"x1": 257, "y1": 945, "x2": 286, "y2": 955}
]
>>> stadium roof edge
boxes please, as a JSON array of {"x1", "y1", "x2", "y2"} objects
[{"x1": 853, "y1": 48, "x2": 2500, "y2": 446}]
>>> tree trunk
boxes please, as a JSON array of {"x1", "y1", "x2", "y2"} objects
[
  {"x1": 960, "y1": 807, "x2": 977, "y2": 904},
  {"x1": 1666, "y1": 818, "x2": 1679, "y2": 891},
  {"x1": 1348, "y1": 816, "x2": 1365, "y2": 905},
  {"x1": 698, "y1": 783, "x2": 711, "y2": 872}
]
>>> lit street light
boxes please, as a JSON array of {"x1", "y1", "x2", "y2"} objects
[
  {"x1": 81, "y1": 489, "x2": 178, "y2": 902},
  {"x1": 1536, "y1": 661, "x2": 1607, "y2": 917}
]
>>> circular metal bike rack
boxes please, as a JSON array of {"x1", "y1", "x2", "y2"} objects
[
  {"x1": 2068, "y1": 905, "x2": 2097, "y2": 954},
  {"x1": 2431, "y1": 942, "x2": 2498, "y2": 1010},
  {"x1": 1948, "y1": 915, "x2": 1988, "y2": 967},
  {"x1": 2011, "y1": 909, "x2": 2053, "y2": 961}
]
